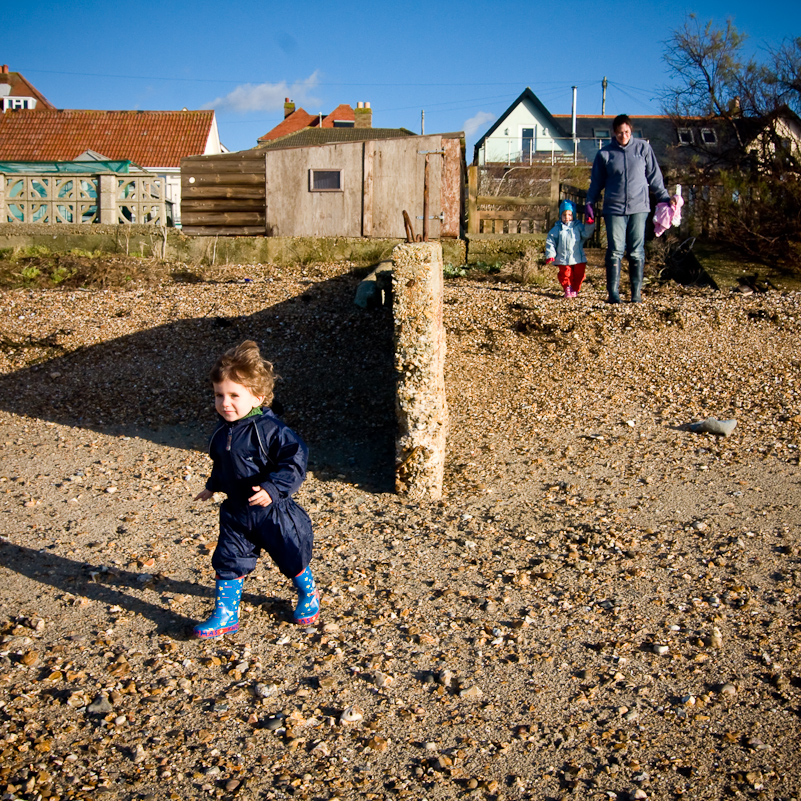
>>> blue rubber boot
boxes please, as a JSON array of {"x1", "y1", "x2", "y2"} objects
[
  {"x1": 292, "y1": 566, "x2": 320, "y2": 626},
  {"x1": 193, "y1": 576, "x2": 244, "y2": 639}
]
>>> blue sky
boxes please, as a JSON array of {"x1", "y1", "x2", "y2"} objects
[{"x1": 4, "y1": 0, "x2": 798, "y2": 154}]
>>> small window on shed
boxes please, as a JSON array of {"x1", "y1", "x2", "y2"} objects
[
  {"x1": 309, "y1": 169, "x2": 342, "y2": 192},
  {"x1": 593, "y1": 128, "x2": 611, "y2": 140},
  {"x1": 700, "y1": 128, "x2": 717, "y2": 145},
  {"x1": 677, "y1": 128, "x2": 693, "y2": 145}
]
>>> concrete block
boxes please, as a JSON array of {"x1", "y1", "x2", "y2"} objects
[{"x1": 392, "y1": 242, "x2": 448, "y2": 499}]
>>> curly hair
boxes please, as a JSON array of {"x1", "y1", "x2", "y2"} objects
[{"x1": 210, "y1": 340, "x2": 276, "y2": 406}]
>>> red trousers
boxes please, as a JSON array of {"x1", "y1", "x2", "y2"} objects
[{"x1": 557, "y1": 262, "x2": 586, "y2": 293}]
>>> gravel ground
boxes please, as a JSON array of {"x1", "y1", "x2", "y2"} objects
[{"x1": 1, "y1": 257, "x2": 800, "y2": 801}]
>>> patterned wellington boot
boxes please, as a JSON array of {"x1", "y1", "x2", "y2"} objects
[
  {"x1": 291, "y1": 566, "x2": 320, "y2": 625},
  {"x1": 193, "y1": 576, "x2": 244, "y2": 639}
]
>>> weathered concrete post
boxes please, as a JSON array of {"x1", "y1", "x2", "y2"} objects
[
  {"x1": 392, "y1": 242, "x2": 448, "y2": 499},
  {"x1": 99, "y1": 174, "x2": 117, "y2": 225}
]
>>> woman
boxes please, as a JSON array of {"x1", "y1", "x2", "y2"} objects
[{"x1": 586, "y1": 114, "x2": 673, "y2": 303}]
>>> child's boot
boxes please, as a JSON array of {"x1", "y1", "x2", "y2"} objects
[
  {"x1": 193, "y1": 576, "x2": 244, "y2": 638},
  {"x1": 292, "y1": 565, "x2": 320, "y2": 625}
]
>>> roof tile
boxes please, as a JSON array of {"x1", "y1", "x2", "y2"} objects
[{"x1": 0, "y1": 109, "x2": 215, "y2": 168}]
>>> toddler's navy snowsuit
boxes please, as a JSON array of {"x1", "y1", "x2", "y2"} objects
[{"x1": 205, "y1": 408, "x2": 313, "y2": 581}]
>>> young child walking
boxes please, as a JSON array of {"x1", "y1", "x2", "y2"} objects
[
  {"x1": 545, "y1": 199, "x2": 595, "y2": 298},
  {"x1": 193, "y1": 340, "x2": 319, "y2": 638}
]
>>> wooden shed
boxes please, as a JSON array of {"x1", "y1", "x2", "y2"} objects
[{"x1": 180, "y1": 131, "x2": 464, "y2": 239}]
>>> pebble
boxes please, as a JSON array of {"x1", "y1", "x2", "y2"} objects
[
  {"x1": 263, "y1": 714, "x2": 285, "y2": 731},
  {"x1": 720, "y1": 682, "x2": 737, "y2": 696},
  {"x1": 652, "y1": 644, "x2": 670, "y2": 656},
  {"x1": 339, "y1": 705, "x2": 364, "y2": 724},
  {"x1": 87, "y1": 694, "x2": 114, "y2": 715}
]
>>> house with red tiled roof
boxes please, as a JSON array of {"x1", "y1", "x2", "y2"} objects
[
  {"x1": 257, "y1": 98, "x2": 371, "y2": 145},
  {"x1": 0, "y1": 64, "x2": 55, "y2": 112},
  {"x1": 0, "y1": 107, "x2": 225, "y2": 225}
]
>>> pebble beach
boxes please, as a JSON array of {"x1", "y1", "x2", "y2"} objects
[{"x1": 1, "y1": 258, "x2": 800, "y2": 801}]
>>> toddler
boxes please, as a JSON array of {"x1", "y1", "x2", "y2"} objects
[
  {"x1": 193, "y1": 340, "x2": 319, "y2": 638},
  {"x1": 545, "y1": 199, "x2": 595, "y2": 298}
]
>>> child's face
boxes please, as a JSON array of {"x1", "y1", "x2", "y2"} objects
[
  {"x1": 561, "y1": 210, "x2": 573, "y2": 224},
  {"x1": 214, "y1": 378, "x2": 265, "y2": 422}
]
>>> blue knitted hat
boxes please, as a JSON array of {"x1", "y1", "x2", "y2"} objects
[{"x1": 559, "y1": 200, "x2": 576, "y2": 216}]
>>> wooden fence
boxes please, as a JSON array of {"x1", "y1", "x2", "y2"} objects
[
  {"x1": 180, "y1": 150, "x2": 267, "y2": 236},
  {"x1": 467, "y1": 164, "x2": 599, "y2": 243}
]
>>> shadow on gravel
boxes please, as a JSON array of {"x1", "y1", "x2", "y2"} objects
[
  {"x1": 1, "y1": 543, "x2": 293, "y2": 638},
  {"x1": 0, "y1": 273, "x2": 396, "y2": 492}
]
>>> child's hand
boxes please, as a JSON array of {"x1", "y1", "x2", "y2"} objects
[
  {"x1": 194, "y1": 488, "x2": 214, "y2": 502},
  {"x1": 248, "y1": 486, "x2": 273, "y2": 507}
]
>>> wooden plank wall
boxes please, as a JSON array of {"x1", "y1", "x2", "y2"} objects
[
  {"x1": 179, "y1": 135, "x2": 464, "y2": 239},
  {"x1": 263, "y1": 143, "x2": 364, "y2": 237},
  {"x1": 180, "y1": 150, "x2": 266, "y2": 236}
]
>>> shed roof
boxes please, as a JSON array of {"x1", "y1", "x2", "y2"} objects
[
  {"x1": 256, "y1": 127, "x2": 417, "y2": 150},
  {"x1": 0, "y1": 109, "x2": 216, "y2": 168}
]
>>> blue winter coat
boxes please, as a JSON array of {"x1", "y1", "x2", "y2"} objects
[
  {"x1": 545, "y1": 219, "x2": 595, "y2": 265},
  {"x1": 206, "y1": 408, "x2": 308, "y2": 503},
  {"x1": 205, "y1": 408, "x2": 314, "y2": 580},
  {"x1": 586, "y1": 138, "x2": 670, "y2": 216}
]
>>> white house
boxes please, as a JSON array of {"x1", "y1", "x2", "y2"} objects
[{"x1": 473, "y1": 87, "x2": 578, "y2": 165}]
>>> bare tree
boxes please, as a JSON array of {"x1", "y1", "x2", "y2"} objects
[
  {"x1": 661, "y1": 17, "x2": 801, "y2": 265},
  {"x1": 661, "y1": 15, "x2": 747, "y2": 118}
]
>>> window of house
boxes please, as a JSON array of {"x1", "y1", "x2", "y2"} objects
[
  {"x1": 332, "y1": 120, "x2": 354, "y2": 128},
  {"x1": 309, "y1": 169, "x2": 342, "y2": 192},
  {"x1": 677, "y1": 128, "x2": 693, "y2": 145},
  {"x1": 593, "y1": 128, "x2": 611, "y2": 139},
  {"x1": 700, "y1": 128, "x2": 716, "y2": 145},
  {"x1": 3, "y1": 97, "x2": 33, "y2": 110}
]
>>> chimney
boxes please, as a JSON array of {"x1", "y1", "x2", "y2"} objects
[
  {"x1": 0, "y1": 65, "x2": 8, "y2": 75},
  {"x1": 354, "y1": 100, "x2": 372, "y2": 129},
  {"x1": 284, "y1": 98, "x2": 295, "y2": 118}
]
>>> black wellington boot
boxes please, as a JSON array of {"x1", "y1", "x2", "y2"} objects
[
  {"x1": 606, "y1": 258, "x2": 621, "y2": 304},
  {"x1": 630, "y1": 259, "x2": 644, "y2": 303}
]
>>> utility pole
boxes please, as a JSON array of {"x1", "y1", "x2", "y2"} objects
[
  {"x1": 421, "y1": 109, "x2": 425, "y2": 135},
  {"x1": 602, "y1": 76, "x2": 608, "y2": 115}
]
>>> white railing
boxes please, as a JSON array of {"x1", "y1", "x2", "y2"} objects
[{"x1": 479, "y1": 136, "x2": 637, "y2": 166}]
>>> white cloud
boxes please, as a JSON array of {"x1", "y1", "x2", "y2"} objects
[
  {"x1": 203, "y1": 72, "x2": 320, "y2": 113},
  {"x1": 462, "y1": 111, "x2": 496, "y2": 138}
]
